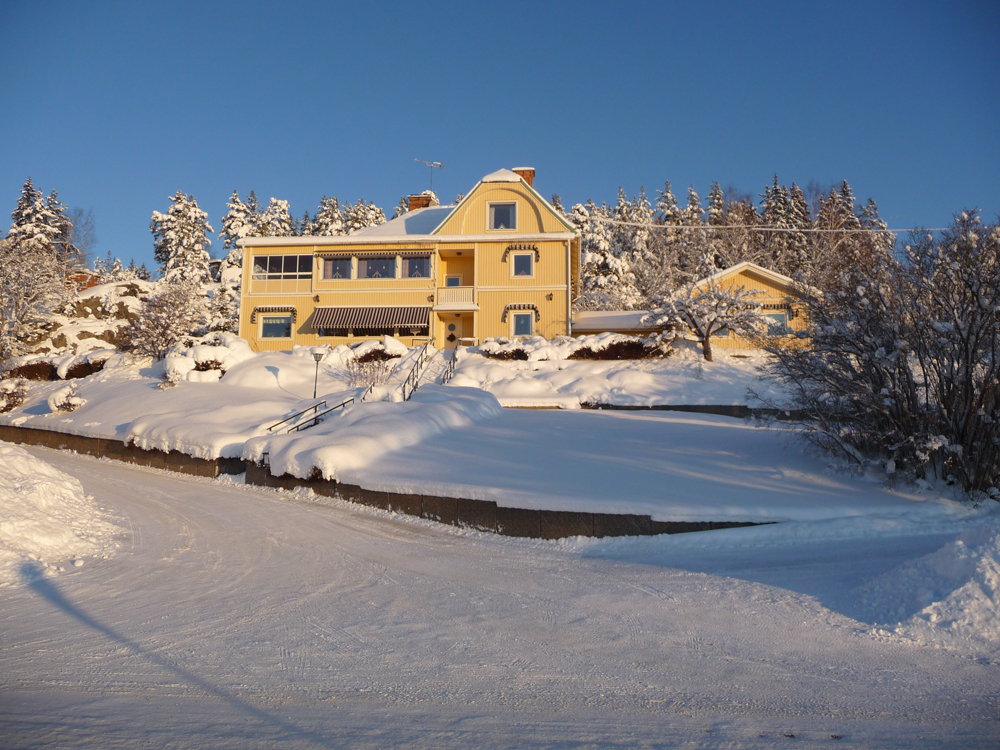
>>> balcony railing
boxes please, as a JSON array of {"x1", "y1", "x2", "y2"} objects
[{"x1": 436, "y1": 286, "x2": 475, "y2": 305}]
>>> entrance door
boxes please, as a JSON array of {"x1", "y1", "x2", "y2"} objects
[{"x1": 443, "y1": 316, "x2": 463, "y2": 349}]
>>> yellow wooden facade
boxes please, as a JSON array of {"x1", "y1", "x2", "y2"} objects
[
  {"x1": 696, "y1": 262, "x2": 809, "y2": 349},
  {"x1": 238, "y1": 169, "x2": 580, "y2": 352}
]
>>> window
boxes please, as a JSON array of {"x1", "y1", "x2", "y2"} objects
[
  {"x1": 489, "y1": 202, "x2": 516, "y2": 230},
  {"x1": 765, "y1": 312, "x2": 791, "y2": 335},
  {"x1": 252, "y1": 255, "x2": 312, "y2": 279},
  {"x1": 512, "y1": 312, "x2": 533, "y2": 337},
  {"x1": 261, "y1": 314, "x2": 292, "y2": 338},
  {"x1": 317, "y1": 327, "x2": 349, "y2": 337},
  {"x1": 402, "y1": 256, "x2": 431, "y2": 278},
  {"x1": 512, "y1": 253, "x2": 533, "y2": 277},
  {"x1": 357, "y1": 257, "x2": 396, "y2": 279},
  {"x1": 323, "y1": 257, "x2": 351, "y2": 279},
  {"x1": 445, "y1": 275, "x2": 462, "y2": 287}
]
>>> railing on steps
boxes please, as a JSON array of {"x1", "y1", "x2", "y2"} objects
[
  {"x1": 268, "y1": 401, "x2": 326, "y2": 432},
  {"x1": 360, "y1": 382, "x2": 375, "y2": 402},
  {"x1": 441, "y1": 347, "x2": 459, "y2": 385},
  {"x1": 287, "y1": 397, "x2": 355, "y2": 432},
  {"x1": 400, "y1": 338, "x2": 434, "y2": 401}
]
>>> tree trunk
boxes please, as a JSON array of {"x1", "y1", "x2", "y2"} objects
[{"x1": 701, "y1": 334, "x2": 714, "y2": 362}]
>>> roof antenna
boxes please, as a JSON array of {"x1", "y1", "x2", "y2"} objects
[{"x1": 413, "y1": 159, "x2": 443, "y2": 191}]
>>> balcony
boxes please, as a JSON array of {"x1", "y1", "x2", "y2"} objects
[{"x1": 434, "y1": 286, "x2": 478, "y2": 311}]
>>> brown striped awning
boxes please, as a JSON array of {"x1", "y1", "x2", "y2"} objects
[
  {"x1": 250, "y1": 306, "x2": 297, "y2": 323},
  {"x1": 312, "y1": 306, "x2": 431, "y2": 329},
  {"x1": 501, "y1": 303, "x2": 540, "y2": 322}
]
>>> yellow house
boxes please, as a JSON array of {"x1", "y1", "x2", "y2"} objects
[
  {"x1": 694, "y1": 261, "x2": 809, "y2": 349},
  {"x1": 238, "y1": 168, "x2": 580, "y2": 351}
]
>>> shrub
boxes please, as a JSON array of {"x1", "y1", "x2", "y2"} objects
[
  {"x1": 0, "y1": 378, "x2": 29, "y2": 413},
  {"x1": 355, "y1": 347, "x2": 400, "y2": 364},
  {"x1": 568, "y1": 338, "x2": 673, "y2": 360},
  {"x1": 347, "y1": 357, "x2": 395, "y2": 387},
  {"x1": 193, "y1": 359, "x2": 226, "y2": 373},
  {"x1": 4, "y1": 361, "x2": 57, "y2": 381},
  {"x1": 64, "y1": 359, "x2": 107, "y2": 379},
  {"x1": 47, "y1": 382, "x2": 85, "y2": 413}
]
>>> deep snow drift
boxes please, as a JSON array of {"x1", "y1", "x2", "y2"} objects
[{"x1": 0, "y1": 442, "x2": 121, "y2": 586}]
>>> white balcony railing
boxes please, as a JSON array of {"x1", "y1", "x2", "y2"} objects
[{"x1": 436, "y1": 286, "x2": 474, "y2": 305}]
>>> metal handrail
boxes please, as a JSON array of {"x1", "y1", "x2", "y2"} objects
[
  {"x1": 360, "y1": 382, "x2": 375, "y2": 402},
  {"x1": 268, "y1": 400, "x2": 326, "y2": 432},
  {"x1": 400, "y1": 338, "x2": 433, "y2": 401},
  {"x1": 441, "y1": 346, "x2": 459, "y2": 385},
  {"x1": 287, "y1": 397, "x2": 354, "y2": 432}
]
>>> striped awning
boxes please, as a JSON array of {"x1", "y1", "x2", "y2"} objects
[
  {"x1": 501, "y1": 303, "x2": 540, "y2": 322},
  {"x1": 312, "y1": 306, "x2": 431, "y2": 329},
  {"x1": 315, "y1": 250, "x2": 432, "y2": 258},
  {"x1": 501, "y1": 243, "x2": 540, "y2": 262},
  {"x1": 250, "y1": 306, "x2": 296, "y2": 323}
]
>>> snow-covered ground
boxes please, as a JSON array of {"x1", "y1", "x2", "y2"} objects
[
  {"x1": 1, "y1": 446, "x2": 997, "y2": 748},
  {"x1": 449, "y1": 339, "x2": 785, "y2": 408}
]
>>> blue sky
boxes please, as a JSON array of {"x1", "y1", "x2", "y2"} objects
[{"x1": 2, "y1": 1, "x2": 997, "y2": 270}]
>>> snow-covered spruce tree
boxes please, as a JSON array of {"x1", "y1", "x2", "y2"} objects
[
  {"x1": 572, "y1": 199, "x2": 642, "y2": 310},
  {"x1": 760, "y1": 210, "x2": 999, "y2": 498},
  {"x1": 122, "y1": 281, "x2": 207, "y2": 360},
  {"x1": 343, "y1": 199, "x2": 386, "y2": 234},
  {"x1": 392, "y1": 196, "x2": 409, "y2": 219},
  {"x1": 645, "y1": 254, "x2": 767, "y2": 362},
  {"x1": 0, "y1": 237, "x2": 68, "y2": 361},
  {"x1": 8, "y1": 179, "x2": 83, "y2": 283},
  {"x1": 312, "y1": 196, "x2": 346, "y2": 236},
  {"x1": 151, "y1": 192, "x2": 214, "y2": 284},
  {"x1": 260, "y1": 198, "x2": 294, "y2": 237},
  {"x1": 218, "y1": 190, "x2": 255, "y2": 255}
]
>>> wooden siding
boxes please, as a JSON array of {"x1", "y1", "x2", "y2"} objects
[
  {"x1": 477, "y1": 289, "x2": 569, "y2": 340},
  {"x1": 707, "y1": 268, "x2": 808, "y2": 349},
  {"x1": 474, "y1": 241, "x2": 568, "y2": 288},
  {"x1": 434, "y1": 184, "x2": 569, "y2": 236}
]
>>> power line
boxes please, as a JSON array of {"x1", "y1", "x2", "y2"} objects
[{"x1": 586, "y1": 216, "x2": 951, "y2": 234}]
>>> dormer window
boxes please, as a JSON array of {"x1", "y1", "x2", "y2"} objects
[{"x1": 489, "y1": 202, "x2": 516, "y2": 230}]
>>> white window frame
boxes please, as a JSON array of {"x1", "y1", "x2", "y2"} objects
[
  {"x1": 445, "y1": 274, "x2": 462, "y2": 287},
  {"x1": 510, "y1": 252, "x2": 534, "y2": 279},
  {"x1": 488, "y1": 201, "x2": 517, "y2": 231},
  {"x1": 765, "y1": 311, "x2": 791, "y2": 336},
  {"x1": 511, "y1": 311, "x2": 534, "y2": 338},
  {"x1": 259, "y1": 314, "x2": 293, "y2": 339}
]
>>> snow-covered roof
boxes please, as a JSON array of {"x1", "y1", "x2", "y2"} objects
[
  {"x1": 480, "y1": 168, "x2": 524, "y2": 183},
  {"x1": 571, "y1": 311, "x2": 657, "y2": 332},
  {"x1": 694, "y1": 261, "x2": 797, "y2": 291},
  {"x1": 352, "y1": 207, "x2": 453, "y2": 237}
]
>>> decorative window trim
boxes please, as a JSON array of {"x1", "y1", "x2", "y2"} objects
[
  {"x1": 250, "y1": 305, "x2": 297, "y2": 324},
  {"x1": 500, "y1": 303, "x2": 540, "y2": 323},
  {"x1": 501, "y1": 244, "x2": 540, "y2": 263}
]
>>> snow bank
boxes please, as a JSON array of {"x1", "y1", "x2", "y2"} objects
[
  {"x1": 163, "y1": 333, "x2": 256, "y2": 383},
  {"x1": 243, "y1": 385, "x2": 503, "y2": 481},
  {"x1": 858, "y1": 520, "x2": 1000, "y2": 654},
  {"x1": 450, "y1": 340, "x2": 786, "y2": 408},
  {"x1": 0, "y1": 442, "x2": 121, "y2": 586}
]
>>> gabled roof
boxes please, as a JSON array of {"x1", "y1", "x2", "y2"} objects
[
  {"x1": 431, "y1": 168, "x2": 577, "y2": 234},
  {"x1": 693, "y1": 261, "x2": 797, "y2": 291}
]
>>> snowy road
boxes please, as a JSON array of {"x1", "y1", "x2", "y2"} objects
[{"x1": 1, "y1": 447, "x2": 997, "y2": 748}]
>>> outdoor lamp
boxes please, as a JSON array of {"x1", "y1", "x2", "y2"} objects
[{"x1": 312, "y1": 351, "x2": 324, "y2": 399}]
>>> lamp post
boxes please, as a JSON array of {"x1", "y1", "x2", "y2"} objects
[{"x1": 312, "y1": 351, "x2": 324, "y2": 399}]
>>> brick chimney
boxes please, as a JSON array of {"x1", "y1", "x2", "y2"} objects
[
  {"x1": 512, "y1": 167, "x2": 535, "y2": 187},
  {"x1": 407, "y1": 190, "x2": 440, "y2": 211}
]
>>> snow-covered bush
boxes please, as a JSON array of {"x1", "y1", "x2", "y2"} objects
[
  {"x1": 760, "y1": 210, "x2": 1000, "y2": 499},
  {"x1": 479, "y1": 333, "x2": 673, "y2": 362},
  {"x1": 121, "y1": 281, "x2": 207, "y2": 360},
  {"x1": 162, "y1": 333, "x2": 255, "y2": 383},
  {"x1": 347, "y1": 357, "x2": 396, "y2": 387},
  {"x1": 0, "y1": 377, "x2": 29, "y2": 413},
  {"x1": 47, "y1": 382, "x2": 85, "y2": 413}
]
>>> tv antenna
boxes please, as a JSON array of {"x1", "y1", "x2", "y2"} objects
[{"x1": 413, "y1": 158, "x2": 443, "y2": 191}]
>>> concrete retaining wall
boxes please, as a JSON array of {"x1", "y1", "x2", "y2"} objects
[
  {"x1": 244, "y1": 461, "x2": 767, "y2": 539},
  {"x1": 0, "y1": 424, "x2": 242, "y2": 479},
  {"x1": 1, "y1": 423, "x2": 771, "y2": 540},
  {"x1": 580, "y1": 403, "x2": 812, "y2": 420}
]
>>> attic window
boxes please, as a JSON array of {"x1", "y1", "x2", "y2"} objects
[{"x1": 489, "y1": 202, "x2": 516, "y2": 230}]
